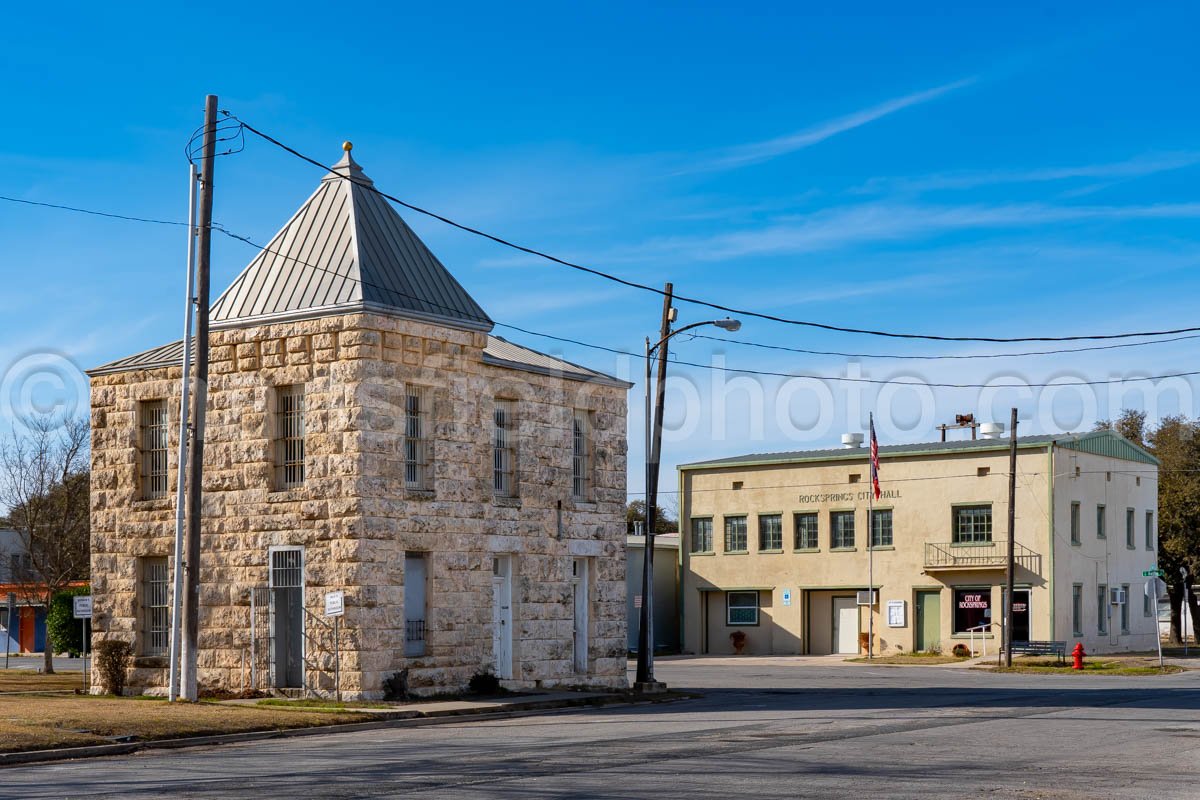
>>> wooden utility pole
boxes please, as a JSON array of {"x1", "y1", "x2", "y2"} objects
[
  {"x1": 1004, "y1": 407, "x2": 1018, "y2": 668},
  {"x1": 181, "y1": 94, "x2": 218, "y2": 701}
]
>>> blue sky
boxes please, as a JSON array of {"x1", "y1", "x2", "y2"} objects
[{"x1": 2, "y1": 3, "x2": 1199, "y2": 502}]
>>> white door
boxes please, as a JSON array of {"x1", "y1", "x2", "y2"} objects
[
  {"x1": 404, "y1": 553, "x2": 426, "y2": 657},
  {"x1": 491, "y1": 556, "x2": 513, "y2": 679},
  {"x1": 833, "y1": 597, "x2": 860, "y2": 654},
  {"x1": 571, "y1": 558, "x2": 589, "y2": 674}
]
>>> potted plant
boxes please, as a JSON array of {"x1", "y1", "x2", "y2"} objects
[{"x1": 729, "y1": 630, "x2": 748, "y2": 655}]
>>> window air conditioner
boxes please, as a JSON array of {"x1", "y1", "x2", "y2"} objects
[
  {"x1": 1110, "y1": 588, "x2": 1126, "y2": 605},
  {"x1": 856, "y1": 590, "x2": 878, "y2": 606}
]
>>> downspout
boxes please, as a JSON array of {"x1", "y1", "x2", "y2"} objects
[{"x1": 1047, "y1": 444, "x2": 1055, "y2": 640}]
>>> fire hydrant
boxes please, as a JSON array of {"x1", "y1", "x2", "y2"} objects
[{"x1": 1072, "y1": 642, "x2": 1086, "y2": 670}]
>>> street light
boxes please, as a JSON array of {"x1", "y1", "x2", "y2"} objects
[{"x1": 635, "y1": 313, "x2": 741, "y2": 691}]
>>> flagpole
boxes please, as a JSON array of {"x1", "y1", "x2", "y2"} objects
[{"x1": 867, "y1": 421, "x2": 874, "y2": 661}]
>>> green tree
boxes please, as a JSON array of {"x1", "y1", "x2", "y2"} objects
[
  {"x1": 1094, "y1": 409, "x2": 1148, "y2": 446},
  {"x1": 626, "y1": 500, "x2": 677, "y2": 534},
  {"x1": 46, "y1": 586, "x2": 91, "y2": 657},
  {"x1": 1145, "y1": 416, "x2": 1200, "y2": 644}
]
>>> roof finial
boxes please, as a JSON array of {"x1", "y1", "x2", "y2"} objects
[{"x1": 342, "y1": 141, "x2": 353, "y2": 152}]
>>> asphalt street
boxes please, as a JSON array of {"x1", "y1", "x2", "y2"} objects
[{"x1": 2, "y1": 656, "x2": 1198, "y2": 799}]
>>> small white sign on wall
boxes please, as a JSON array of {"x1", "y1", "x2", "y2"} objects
[
  {"x1": 324, "y1": 590, "x2": 345, "y2": 617},
  {"x1": 887, "y1": 600, "x2": 906, "y2": 628},
  {"x1": 782, "y1": 589, "x2": 792, "y2": 607}
]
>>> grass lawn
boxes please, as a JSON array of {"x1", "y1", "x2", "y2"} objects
[
  {"x1": 0, "y1": 677, "x2": 369, "y2": 753},
  {"x1": 846, "y1": 653, "x2": 969, "y2": 665},
  {"x1": 983, "y1": 655, "x2": 1185, "y2": 675}
]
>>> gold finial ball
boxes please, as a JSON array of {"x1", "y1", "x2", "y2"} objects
[{"x1": 342, "y1": 141, "x2": 353, "y2": 152}]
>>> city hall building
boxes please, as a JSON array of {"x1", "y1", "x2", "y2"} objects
[
  {"x1": 678, "y1": 429, "x2": 1159, "y2": 657},
  {"x1": 88, "y1": 146, "x2": 630, "y2": 698}
]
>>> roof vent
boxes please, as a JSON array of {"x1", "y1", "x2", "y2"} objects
[
  {"x1": 979, "y1": 422, "x2": 1005, "y2": 439},
  {"x1": 841, "y1": 433, "x2": 865, "y2": 449}
]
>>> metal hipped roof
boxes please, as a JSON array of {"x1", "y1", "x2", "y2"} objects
[
  {"x1": 209, "y1": 147, "x2": 494, "y2": 332},
  {"x1": 88, "y1": 335, "x2": 631, "y2": 388}
]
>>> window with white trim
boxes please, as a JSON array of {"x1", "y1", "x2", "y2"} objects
[
  {"x1": 726, "y1": 591, "x2": 759, "y2": 625},
  {"x1": 139, "y1": 400, "x2": 169, "y2": 500},
  {"x1": 691, "y1": 518, "x2": 713, "y2": 553}
]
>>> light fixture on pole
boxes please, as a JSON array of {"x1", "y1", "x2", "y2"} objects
[{"x1": 635, "y1": 298, "x2": 741, "y2": 692}]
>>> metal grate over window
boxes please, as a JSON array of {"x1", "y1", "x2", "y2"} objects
[
  {"x1": 141, "y1": 557, "x2": 170, "y2": 656},
  {"x1": 275, "y1": 385, "x2": 305, "y2": 490},
  {"x1": 572, "y1": 410, "x2": 590, "y2": 499},
  {"x1": 139, "y1": 400, "x2": 169, "y2": 500},
  {"x1": 271, "y1": 549, "x2": 303, "y2": 589},
  {"x1": 493, "y1": 400, "x2": 516, "y2": 496},
  {"x1": 405, "y1": 388, "x2": 429, "y2": 490}
]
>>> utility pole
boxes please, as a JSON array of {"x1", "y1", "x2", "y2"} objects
[
  {"x1": 181, "y1": 94, "x2": 218, "y2": 701},
  {"x1": 635, "y1": 282, "x2": 673, "y2": 690},
  {"x1": 1004, "y1": 407, "x2": 1018, "y2": 668}
]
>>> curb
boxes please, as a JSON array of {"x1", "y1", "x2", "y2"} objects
[{"x1": 0, "y1": 691, "x2": 692, "y2": 768}]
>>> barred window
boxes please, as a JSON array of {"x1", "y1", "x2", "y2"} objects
[
  {"x1": 953, "y1": 506, "x2": 992, "y2": 544},
  {"x1": 758, "y1": 514, "x2": 782, "y2": 551},
  {"x1": 724, "y1": 516, "x2": 748, "y2": 552},
  {"x1": 139, "y1": 400, "x2": 169, "y2": 500},
  {"x1": 275, "y1": 385, "x2": 305, "y2": 489},
  {"x1": 870, "y1": 509, "x2": 893, "y2": 548},
  {"x1": 794, "y1": 513, "x2": 819, "y2": 550},
  {"x1": 572, "y1": 410, "x2": 591, "y2": 499},
  {"x1": 493, "y1": 400, "x2": 516, "y2": 496},
  {"x1": 691, "y1": 518, "x2": 713, "y2": 553},
  {"x1": 831, "y1": 510, "x2": 855, "y2": 549},
  {"x1": 405, "y1": 387, "x2": 430, "y2": 490},
  {"x1": 140, "y1": 556, "x2": 170, "y2": 656}
]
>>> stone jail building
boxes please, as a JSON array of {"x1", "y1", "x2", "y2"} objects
[{"x1": 88, "y1": 146, "x2": 631, "y2": 697}]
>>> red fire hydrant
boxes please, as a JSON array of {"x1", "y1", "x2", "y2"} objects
[{"x1": 1072, "y1": 642, "x2": 1086, "y2": 670}]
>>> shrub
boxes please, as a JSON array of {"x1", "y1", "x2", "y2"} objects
[
  {"x1": 952, "y1": 643, "x2": 972, "y2": 658},
  {"x1": 383, "y1": 669, "x2": 410, "y2": 701},
  {"x1": 468, "y1": 669, "x2": 501, "y2": 695},
  {"x1": 94, "y1": 639, "x2": 132, "y2": 695},
  {"x1": 46, "y1": 587, "x2": 91, "y2": 657}
]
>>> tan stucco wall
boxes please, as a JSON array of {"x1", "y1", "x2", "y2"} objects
[
  {"x1": 679, "y1": 441, "x2": 1157, "y2": 657},
  {"x1": 90, "y1": 311, "x2": 628, "y2": 697}
]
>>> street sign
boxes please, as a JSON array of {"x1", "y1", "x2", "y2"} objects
[
  {"x1": 72, "y1": 595, "x2": 92, "y2": 619},
  {"x1": 1142, "y1": 569, "x2": 1164, "y2": 578},
  {"x1": 324, "y1": 591, "x2": 345, "y2": 617}
]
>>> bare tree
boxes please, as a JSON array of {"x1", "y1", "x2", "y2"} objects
[{"x1": 0, "y1": 417, "x2": 90, "y2": 673}]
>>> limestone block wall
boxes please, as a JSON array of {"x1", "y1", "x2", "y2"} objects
[{"x1": 90, "y1": 311, "x2": 628, "y2": 697}]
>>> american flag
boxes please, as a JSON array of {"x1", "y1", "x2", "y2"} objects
[{"x1": 869, "y1": 414, "x2": 881, "y2": 500}]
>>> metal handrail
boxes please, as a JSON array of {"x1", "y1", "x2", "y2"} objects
[
  {"x1": 925, "y1": 540, "x2": 1040, "y2": 572},
  {"x1": 967, "y1": 621, "x2": 1000, "y2": 657}
]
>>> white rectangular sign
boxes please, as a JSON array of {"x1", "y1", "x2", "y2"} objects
[
  {"x1": 782, "y1": 589, "x2": 792, "y2": 607},
  {"x1": 324, "y1": 590, "x2": 345, "y2": 617},
  {"x1": 73, "y1": 595, "x2": 93, "y2": 619},
  {"x1": 887, "y1": 600, "x2": 906, "y2": 628}
]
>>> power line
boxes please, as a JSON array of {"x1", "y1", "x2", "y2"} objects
[
  {"x1": 210, "y1": 226, "x2": 1200, "y2": 389},
  {"x1": 4, "y1": 188, "x2": 1198, "y2": 387},
  {"x1": 226, "y1": 112, "x2": 1200, "y2": 345},
  {"x1": 689, "y1": 331, "x2": 1200, "y2": 361}
]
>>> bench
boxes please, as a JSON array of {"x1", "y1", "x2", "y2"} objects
[{"x1": 1007, "y1": 640, "x2": 1067, "y2": 663}]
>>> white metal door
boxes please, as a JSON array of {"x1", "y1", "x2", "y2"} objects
[
  {"x1": 404, "y1": 553, "x2": 426, "y2": 657},
  {"x1": 571, "y1": 558, "x2": 589, "y2": 674},
  {"x1": 833, "y1": 597, "x2": 859, "y2": 654},
  {"x1": 491, "y1": 556, "x2": 513, "y2": 679}
]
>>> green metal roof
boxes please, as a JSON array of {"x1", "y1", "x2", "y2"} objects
[{"x1": 680, "y1": 429, "x2": 1158, "y2": 471}]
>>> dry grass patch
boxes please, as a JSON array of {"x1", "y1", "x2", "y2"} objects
[
  {"x1": 0, "y1": 694, "x2": 367, "y2": 753},
  {"x1": 0, "y1": 669, "x2": 84, "y2": 693},
  {"x1": 846, "y1": 653, "x2": 968, "y2": 665},
  {"x1": 982, "y1": 653, "x2": 1185, "y2": 675}
]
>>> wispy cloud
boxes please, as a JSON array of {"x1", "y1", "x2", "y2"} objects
[
  {"x1": 679, "y1": 78, "x2": 976, "y2": 175},
  {"x1": 855, "y1": 151, "x2": 1200, "y2": 195}
]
